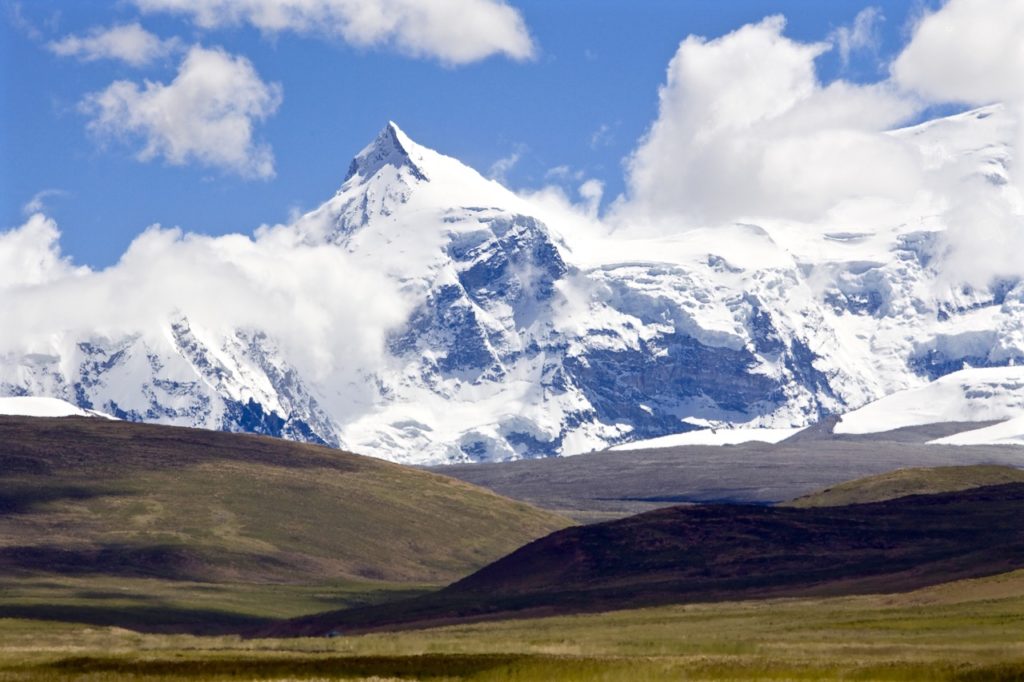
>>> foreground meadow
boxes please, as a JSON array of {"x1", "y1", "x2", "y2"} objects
[{"x1": 1, "y1": 569, "x2": 1023, "y2": 681}]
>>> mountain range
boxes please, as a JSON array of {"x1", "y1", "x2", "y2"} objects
[{"x1": 2, "y1": 105, "x2": 1022, "y2": 463}]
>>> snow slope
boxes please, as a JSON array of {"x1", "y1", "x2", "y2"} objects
[
  {"x1": 609, "y1": 427, "x2": 803, "y2": 450},
  {"x1": 835, "y1": 367, "x2": 1024, "y2": 435},
  {"x1": 0, "y1": 396, "x2": 112, "y2": 419},
  {"x1": 930, "y1": 415, "x2": 1024, "y2": 446}
]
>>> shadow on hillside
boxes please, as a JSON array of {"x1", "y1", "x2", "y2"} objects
[
  {"x1": 39, "y1": 654, "x2": 536, "y2": 678},
  {"x1": 0, "y1": 485, "x2": 115, "y2": 515},
  {"x1": 0, "y1": 544, "x2": 301, "y2": 585},
  {"x1": 0, "y1": 603, "x2": 272, "y2": 634}
]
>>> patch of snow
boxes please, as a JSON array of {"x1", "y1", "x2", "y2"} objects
[
  {"x1": 609, "y1": 427, "x2": 804, "y2": 450},
  {"x1": 0, "y1": 396, "x2": 114, "y2": 419},
  {"x1": 929, "y1": 415, "x2": 1024, "y2": 446}
]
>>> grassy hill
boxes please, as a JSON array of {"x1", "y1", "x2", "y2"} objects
[
  {"x1": 784, "y1": 464, "x2": 1024, "y2": 508},
  {"x1": 265, "y1": 483, "x2": 1024, "y2": 636},
  {"x1": 0, "y1": 416, "x2": 570, "y2": 587}
]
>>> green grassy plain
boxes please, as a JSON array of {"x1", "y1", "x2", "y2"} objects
[{"x1": 2, "y1": 569, "x2": 1023, "y2": 680}]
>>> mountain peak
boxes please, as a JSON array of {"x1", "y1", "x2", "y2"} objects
[{"x1": 345, "y1": 121, "x2": 428, "y2": 183}]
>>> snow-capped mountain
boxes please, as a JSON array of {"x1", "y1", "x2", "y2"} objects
[
  {"x1": 2, "y1": 106, "x2": 1022, "y2": 463},
  {"x1": 0, "y1": 321, "x2": 342, "y2": 446}
]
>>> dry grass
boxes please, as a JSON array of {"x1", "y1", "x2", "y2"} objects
[
  {"x1": 0, "y1": 417, "x2": 571, "y2": 585},
  {"x1": 786, "y1": 465, "x2": 1024, "y2": 508},
  {"x1": 1, "y1": 570, "x2": 1023, "y2": 680}
]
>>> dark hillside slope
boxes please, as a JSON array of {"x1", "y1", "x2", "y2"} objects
[
  {"x1": 0, "y1": 416, "x2": 570, "y2": 585},
  {"x1": 266, "y1": 483, "x2": 1024, "y2": 636}
]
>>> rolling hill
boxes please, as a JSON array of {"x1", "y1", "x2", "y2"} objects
[
  {"x1": 0, "y1": 416, "x2": 570, "y2": 586},
  {"x1": 785, "y1": 464, "x2": 1024, "y2": 507},
  {"x1": 265, "y1": 483, "x2": 1024, "y2": 636}
]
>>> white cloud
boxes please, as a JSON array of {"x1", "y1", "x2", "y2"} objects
[
  {"x1": 830, "y1": 6, "x2": 884, "y2": 66},
  {"x1": 488, "y1": 149, "x2": 521, "y2": 183},
  {"x1": 7, "y1": 2, "x2": 42, "y2": 41},
  {"x1": 22, "y1": 189, "x2": 67, "y2": 215},
  {"x1": 132, "y1": 0, "x2": 535, "y2": 65},
  {"x1": 589, "y1": 123, "x2": 612, "y2": 148},
  {"x1": 544, "y1": 165, "x2": 584, "y2": 182},
  {"x1": 0, "y1": 214, "x2": 409, "y2": 387},
  {"x1": 578, "y1": 178, "x2": 604, "y2": 218},
  {"x1": 933, "y1": 184, "x2": 1024, "y2": 290},
  {"x1": 893, "y1": 0, "x2": 1024, "y2": 197},
  {"x1": 513, "y1": 182, "x2": 614, "y2": 265},
  {"x1": 81, "y1": 45, "x2": 282, "y2": 179},
  {"x1": 0, "y1": 214, "x2": 85, "y2": 290},
  {"x1": 48, "y1": 23, "x2": 180, "y2": 66},
  {"x1": 890, "y1": 0, "x2": 1024, "y2": 289},
  {"x1": 617, "y1": 16, "x2": 922, "y2": 228},
  {"x1": 892, "y1": 0, "x2": 1024, "y2": 105}
]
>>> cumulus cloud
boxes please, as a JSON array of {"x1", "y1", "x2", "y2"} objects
[
  {"x1": 48, "y1": 23, "x2": 180, "y2": 66},
  {"x1": 830, "y1": 6, "x2": 884, "y2": 67},
  {"x1": 81, "y1": 45, "x2": 282, "y2": 179},
  {"x1": 132, "y1": 0, "x2": 536, "y2": 65},
  {"x1": 617, "y1": 16, "x2": 921, "y2": 228},
  {"x1": 0, "y1": 214, "x2": 409, "y2": 389},
  {"x1": 0, "y1": 214, "x2": 85, "y2": 290},
  {"x1": 892, "y1": 0, "x2": 1024, "y2": 105}
]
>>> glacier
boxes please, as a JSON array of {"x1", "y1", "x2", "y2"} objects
[{"x1": 2, "y1": 106, "x2": 1023, "y2": 464}]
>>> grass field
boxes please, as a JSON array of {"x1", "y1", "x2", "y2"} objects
[
  {"x1": 0, "y1": 575, "x2": 435, "y2": 634},
  {"x1": 1, "y1": 569, "x2": 1022, "y2": 680},
  {"x1": 786, "y1": 465, "x2": 1024, "y2": 508}
]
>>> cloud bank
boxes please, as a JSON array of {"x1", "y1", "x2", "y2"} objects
[
  {"x1": 132, "y1": 0, "x2": 536, "y2": 65},
  {"x1": 0, "y1": 214, "x2": 409, "y2": 388},
  {"x1": 81, "y1": 45, "x2": 282, "y2": 179}
]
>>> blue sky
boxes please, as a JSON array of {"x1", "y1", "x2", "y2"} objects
[{"x1": 1, "y1": 0, "x2": 943, "y2": 267}]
